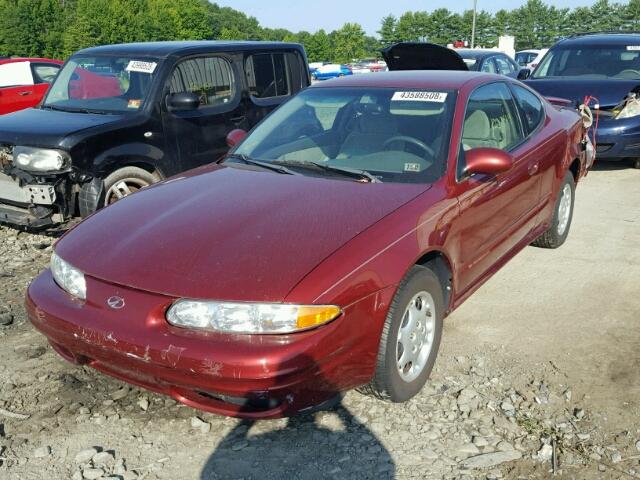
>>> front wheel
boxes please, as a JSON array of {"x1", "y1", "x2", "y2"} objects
[
  {"x1": 532, "y1": 171, "x2": 575, "y2": 249},
  {"x1": 102, "y1": 166, "x2": 157, "y2": 207},
  {"x1": 364, "y1": 265, "x2": 444, "y2": 402}
]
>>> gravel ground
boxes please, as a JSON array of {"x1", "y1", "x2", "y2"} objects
[{"x1": 0, "y1": 163, "x2": 639, "y2": 480}]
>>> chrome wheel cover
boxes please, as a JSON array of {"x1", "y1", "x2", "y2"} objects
[
  {"x1": 557, "y1": 183, "x2": 572, "y2": 236},
  {"x1": 105, "y1": 178, "x2": 149, "y2": 205},
  {"x1": 396, "y1": 291, "x2": 436, "y2": 383}
]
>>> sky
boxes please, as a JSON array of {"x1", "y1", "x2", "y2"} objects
[{"x1": 215, "y1": 0, "x2": 602, "y2": 36}]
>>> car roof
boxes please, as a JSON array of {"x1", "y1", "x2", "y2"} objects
[
  {"x1": 74, "y1": 41, "x2": 304, "y2": 58},
  {"x1": 0, "y1": 57, "x2": 62, "y2": 65},
  {"x1": 310, "y1": 70, "x2": 496, "y2": 90},
  {"x1": 557, "y1": 32, "x2": 640, "y2": 47}
]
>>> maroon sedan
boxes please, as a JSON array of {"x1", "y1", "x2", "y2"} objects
[{"x1": 27, "y1": 71, "x2": 589, "y2": 418}]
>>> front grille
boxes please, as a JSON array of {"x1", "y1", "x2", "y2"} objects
[{"x1": 596, "y1": 143, "x2": 613, "y2": 153}]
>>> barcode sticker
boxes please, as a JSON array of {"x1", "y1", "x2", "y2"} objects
[
  {"x1": 391, "y1": 91, "x2": 448, "y2": 102},
  {"x1": 126, "y1": 60, "x2": 157, "y2": 74}
]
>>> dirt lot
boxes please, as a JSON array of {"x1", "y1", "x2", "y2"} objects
[{"x1": 0, "y1": 163, "x2": 639, "y2": 480}]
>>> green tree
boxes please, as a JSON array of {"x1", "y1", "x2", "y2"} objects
[
  {"x1": 305, "y1": 29, "x2": 332, "y2": 62},
  {"x1": 332, "y1": 23, "x2": 366, "y2": 63},
  {"x1": 378, "y1": 14, "x2": 398, "y2": 46}
]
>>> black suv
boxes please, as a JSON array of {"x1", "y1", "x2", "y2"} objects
[{"x1": 0, "y1": 41, "x2": 310, "y2": 227}]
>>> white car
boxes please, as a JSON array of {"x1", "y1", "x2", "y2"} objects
[{"x1": 515, "y1": 49, "x2": 549, "y2": 70}]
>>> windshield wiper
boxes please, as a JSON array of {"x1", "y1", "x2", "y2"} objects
[
  {"x1": 41, "y1": 105, "x2": 107, "y2": 114},
  {"x1": 274, "y1": 160, "x2": 381, "y2": 183},
  {"x1": 225, "y1": 153, "x2": 297, "y2": 175}
]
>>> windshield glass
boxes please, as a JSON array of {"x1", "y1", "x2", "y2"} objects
[
  {"x1": 234, "y1": 87, "x2": 456, "y2": 184},
  {"x1": 43, "y1": 55, "x2": 159, "y2": 113},
  {"x1": 532, "y1": 45, "x2": 640, "y2": 79}
]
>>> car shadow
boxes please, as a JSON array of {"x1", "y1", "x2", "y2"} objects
[{"x1": 199, "y1": 355, "x2": 395, "y2": 480}]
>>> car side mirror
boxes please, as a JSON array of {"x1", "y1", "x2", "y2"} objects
[
  {"x1": 167, "y1": 92, "x2": 200, "y2": 111},
  {"x1": 465, "y1": 148, "x2": 514, "y2": 176},
  {"x1": 517, "y1": 68, "x2": 531, "y2": 80},
  {"x1": 226, "y1": 129, "x2": 247, "y2": 148}
]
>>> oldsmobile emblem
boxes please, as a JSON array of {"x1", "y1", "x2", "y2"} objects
[{"x1": 106, "y1": 296, "x2": 125, "y2": 309}]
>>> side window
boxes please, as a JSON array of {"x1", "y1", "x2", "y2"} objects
[
  {"x1": 32, "y1": 63, "x2": 60, "y2": 84},
  {"x1": 458, "y1": 82, "x2": 524, "y2": 179},
  {"x1": 512, "y1": 85, "x2": 545, "y2": 135},
  {"x1": 169, "y1": 56, "x2": 234, "y2": 107},
  {"x1": 480, "y1": 58, "x2": 497, "y2": 74},
  {"x1": 0, "y1": 61, "x2": 33, "y2": 87},
  {"x1": 495, "y1": 56, "x2": 514, "y2": 75},
  {"x1": 246, "y1": 52, "x2": 304, "y2": 99}
]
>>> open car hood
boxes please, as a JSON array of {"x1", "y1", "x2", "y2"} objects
[{"x1": 381, "y1": 42, "x2": 469, "y2": 71}]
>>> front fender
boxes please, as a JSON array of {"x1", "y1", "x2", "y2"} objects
[{"x1": 92, "y1": 143, "x2": 167, "y2": 178}]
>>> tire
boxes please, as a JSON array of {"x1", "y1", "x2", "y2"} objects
[
  {"x1": 101, "y1": 166, "x2": 157, "y2": 207},
  {"x1": 364, "y1": 265, "x2": 444, "y2": 402},
  {"x1": 532, "y1": 171, "x2": 575, "y2": 249}
]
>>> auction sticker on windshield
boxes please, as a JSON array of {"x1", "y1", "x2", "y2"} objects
[
  {"x1": 627, "y1": 46, "x2": 640, "y2": 51},
  {"x1": 392, "y1": 91, "x2": 448, "y2": 102},
  {"x1": 126, "y1": 60, "x2": 157, "y2": 74}
]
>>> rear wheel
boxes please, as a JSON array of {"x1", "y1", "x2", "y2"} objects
[
  {"x1": 102, "y1": 166, "x2": 157, "y2": 207},
  {"x1": 532, "y1": 171, "x2": 575, "y2": 249},
  {"x1": 364, "y1": 265, "x2": 444, "y2": 402}
]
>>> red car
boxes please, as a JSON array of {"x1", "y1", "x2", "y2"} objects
[
  {"x1": 27, "y1": 70, "x2": 589, "y2": 418},
  {"x1": 0, "y1": 58, "x2": 62, "y2": 115}
]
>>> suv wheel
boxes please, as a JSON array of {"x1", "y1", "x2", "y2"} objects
[
  {"x1": 363, "y1": 265, "x2": 444, "y2": 402},
  {"x1": 102, "y1": 166, "x2": 157, "y2": 207}
]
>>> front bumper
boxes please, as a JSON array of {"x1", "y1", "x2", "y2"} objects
[
  {"x1": 27, "y1": 270, "x2": 394, "y2": 418},
  {"x1": 0, "y1": 171, "x2": 65, "y2": 227},
  {"x1": 594, "y1": 115, "x2": 640, "y2": 159}
]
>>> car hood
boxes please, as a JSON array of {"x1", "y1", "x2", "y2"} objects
[
  {"x1": 525, "y1": 78, "x2": 640, "y2": 109},
  {"x1": 55, "y1": 165, "x2": 430, "y2": 302},
  {"x1": 0, "y1": 107, "x2": 125, "y2": 147},
  {"x1": 381, "y1": 42, "x2": 468, "y2": 71}
]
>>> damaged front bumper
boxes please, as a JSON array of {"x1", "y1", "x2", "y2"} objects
[
  {"x1": 27, "y1": 270, "x2": 391, "y2": 418},
  {"x1": 0, "y1": 171, "x2": 67, "y2": 227},
  {"x1": 592, "y1": 114, "x2": 640, "y2": 160}
]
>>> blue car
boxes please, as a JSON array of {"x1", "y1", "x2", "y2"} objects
[
  {"x1": 523, "y1": 33, "x2": 640, "y2": 168},
  {"x1": 311, "y1": 64, "x2": 352, "y2": 80}
]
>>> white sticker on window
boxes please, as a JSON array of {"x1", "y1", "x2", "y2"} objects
[
  {"x1": 391, "y1": 91, "x2": 448, "y2": 102},
  {"x1": 627, "y1": 46, "x2": 640, "y2": 51},
  {"x1": 125, "y1": 60, "x2": 157, "y2": 74},
  {"x1": 404, "y1": 163, "x2": 421, "y2": 172}
]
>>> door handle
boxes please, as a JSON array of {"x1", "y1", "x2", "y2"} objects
[
  {"x1": 18, "y1": 91, "x2": 33, "y2": 96},
  {"x1": 528, "y1": 162, "x2": 539, "y2": 176},
  {"x1": 230, "y1": 115, "x2": 246, "y2": 124}
]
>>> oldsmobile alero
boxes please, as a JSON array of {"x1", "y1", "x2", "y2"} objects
[{"x1": 27, "y1": 70, "x2": 589, "y2": 418}]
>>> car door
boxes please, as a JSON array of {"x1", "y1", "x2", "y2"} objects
[
  {"x1": 509, "y1": 83, "x2": 558, "y2": 222},
  {"x1": 243, "y1": 50, "x2": 308, "y2": 127},
  {"x1": 0, "y1": 61, "x2": 36, "y2": 114},
  {"x1": 451, "y1": 82, "x2": 541, "y2": 294},
  {"x1": 162, "y1": 54, "x2": 245, "y2": 171}
]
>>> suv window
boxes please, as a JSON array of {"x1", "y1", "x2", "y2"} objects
[
  {"x1": 169, "y1": 56, "x2": 234, "y2": 107},
  {"x1": 246, "y1": 52, "x2": 304, "y2": 99},
  {"x1": 458, "y1": 82, "x2": 524, "y2": 178},
  {"x1": 495, "y1": 56, "x2": 515, "y2": 75},
  {"x1": 480, "y1": 58, "x2": 497, "y2": 74},
  {"x1": 512, "y1": 85, "x2": 545, "y2": 135},
  {"x1": 32, "y1": 63, "x2": 60, "y2": 84}
]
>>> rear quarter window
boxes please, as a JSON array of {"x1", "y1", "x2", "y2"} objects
[
  {"x1": 245, "y1": 52, "x2": 306, "y2": 101},
  {"x1": 511, "y1": 85, "x2": 545, "y2": 135}
]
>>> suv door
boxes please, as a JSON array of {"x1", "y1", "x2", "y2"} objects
[
  {"x1": 243, "y1": 51, "x2": 308, "y2": 127},
  {"x1": 451, "y1": 82, "x2": 541, "y2": 294},
  {"x1": 162, "y1": 55, "x2": 244, "y2": 172}
]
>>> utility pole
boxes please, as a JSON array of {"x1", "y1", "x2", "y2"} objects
[{"x1": 471, "y1": 0, "x2": 477, "y2": 48}]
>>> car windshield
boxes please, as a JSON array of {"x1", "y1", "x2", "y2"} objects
[
  {"x1": 43, "y1": 55, "x2": 159, "y2": 113},
  {"x1": 532, "y1": 45, "x2": 640, "y2": 80},
  {"x1": 233, "y1": 87, "x2": 456, "y2": 183}
]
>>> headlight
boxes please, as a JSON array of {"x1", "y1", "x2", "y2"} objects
[
  {"x1": 14, "y1": 146, "x2": 70, "y2": 172},
  {"x1": 50, "y1": 251, "x2": 86, "y2": 300},
  {"x1": 166, "y1": 299, "x2": 341, "y2": 334}
]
